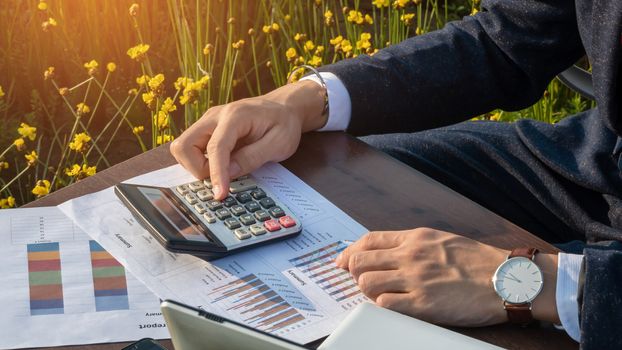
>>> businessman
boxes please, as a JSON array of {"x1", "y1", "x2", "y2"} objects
[{"x1": 171, "y1": 0, "x2": 622, "y2": 348}]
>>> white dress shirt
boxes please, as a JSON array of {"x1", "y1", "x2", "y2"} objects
[{"x1": 302, "y1": 72, "x2": 583, "y2": 342}]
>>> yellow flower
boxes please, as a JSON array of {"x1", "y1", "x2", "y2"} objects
[
  {"x1": 365, "y1": 14, "x2": 374, "y2": 24},
  {"x1": 284, "y1": 14, "x2": 291, "y2": 22},
  {"x1": 330, "y1": 35, "x2": 343, "y2": 46},
  {"x1": 315, "y1": 45, "x2": 325, "y2": 55},
  {"x1": 128, "y1": 88, "x2": 138, "y2": 96},
  {"x1": 18, "y1": 122, "x2": 37, "y2": 141},
  {"x1": 132, "y1": 125, "x2": 145, "y2": 134},
  {"x1": 48, "y1": 17, "x2": 57, "y2": 26},
  {"x1": 142, "y1": 91, "x2": 156, "y2": 109},
  {"x1": 373, "y1": 0, "x2": 390, "y2": 8},
  {"x1": 13, "y1": 138, "x2": 25, "y2": 150},
  {"x1": 324, "y1": 10, "x2": 334, "y2": 26},
  {"x1": 308, "y1": 55, "x2": 322, "y2": 67},
  {"x1": 127, "y1": 43, "x2": 150, "y2": 62},
  {"x1": 148, "y1": 74, "x2": 165, "y2": 95},
  {"x1": 416, "y1": 27, "x2": 423, "y2": 35},
  {"x1": 68, "y1": 132, "x2": 91, "y2": 152},
  {"x1": 156, "y1": 134, "x2": 174, "y2": 145},
  {"x1": 25, "y1": 151, "x2": 38, "y2": 166},
  {"x1": 401, "y1": 13, "x2": 415, "y2": 25},
  {"x1": 232, "y1": 39, "x2": 245, "y2": 50},
  {"x1": 271, "y1": 23, "x2": 280, "y2": 31},
  {"x1": 262, "y1": 25, "x2": 271, "y2": 34},
  {"x1": 83, "y1": 164, "x2": 97, "y2": 177},
  {"x1": 0, "y1": 85, "x2": 4, "y2": 98},
  {"x1": 198, "y1": 75, "x2": 210, "y2": 89},
  {"x1": 43, "y1": 66, "x2": 55, "y2": 80},
  {"x1": 490, "y1": 112, "x2": 501, "y2": 121},
  {"x1": 304, "y1": 40, "x2": 315, "y2": 53},
  {"x1": 84, "y1": 60, "x2": 98, "y2": 75},
  {"x1": 76, "y1": 102, "x2": 90, "y2": 116},
  {"x1": 129, "y1": 3, "x2": 139, "y2": 17},
  {"x1": 136, "y1": 74, "x2": 150, "y2": 87},
  {"x1": 393, "y1": 0, "x2": 410, "y2": 8},
  {"x1": 58, "y1": 87, "x2": 69, "y2": 96},
  {"x1": 106, "y1": 62, "x2": 116, "y2": 73},
  {"x1": 285, "y1": 47, "x2": 298, "y2": 61},
  {"x1": 174, "y1": 77, "x2": 191, "y2": 90},
  {"x1": 65, "y1": 164, "x2": 81, "y2": 177},
  {"x1": 38, "y1": 1, "x2": 48, "y2": 11},
  {"x1": 262, "y1": 22, "x2": 280, "y2": 34},
  {"x1": 0, "y1": 196, "x2": 16, "y2": 209},
  {"x1": 470, "y1": 7, "x2": 479, "y2": 15},
  {"x1": 294, "y1": 33, "x2": 307, "y2": 42},
  {"x1": 341, "y1": 39, "x2": 353, "y2": 53},
  {"x1": 32, "y1": 180, "x2": 51, "y2": 197},
  {"x1": 161, "y1": 97, "x2": 177, "y2": 114},
  {"x1": 0, "y1": 161, "x2": 8, "y2": 170},
  {"x1": 347, "y1": 10, "x2": 364, "y2": 24},
  {"x1": 155, "y1": 111, "x2": 170, "y2": 131}
]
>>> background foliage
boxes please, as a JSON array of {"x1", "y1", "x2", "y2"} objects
[{"x1": 0, "y1": 0, "x2": 593, "y2": 208}]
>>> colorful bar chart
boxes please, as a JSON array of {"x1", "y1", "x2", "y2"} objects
[
  {"x1": 289, "y1": 241, "x2": 361, "y2": 302},
  {"x1": 209, "y1": 274, "x2": 305, "y2": 332},
  {"x1": 89, "y1": 240, "x2": 130, "y2": 311},
  {"x1": 27, "y1": 242, "x2": 64, "y2": 315}
]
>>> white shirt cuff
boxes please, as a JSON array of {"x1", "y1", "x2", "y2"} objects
[
  {"x1": 300, "y1": 72, "x2": 352, "y2": 131},
  {"x1": 556, "y1": 253, "x2": 583, "y2": 342}
]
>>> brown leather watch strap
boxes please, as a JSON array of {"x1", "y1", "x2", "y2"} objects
[
  {"x1": 504, "y1": 247, "x2": 539, "y2": 326},
  {"x1": 508, "y1": 247, "x2": 538, "y2": 260},
  {"x1": 504, "y1": 302, "x2": 533, "y2": 326}
]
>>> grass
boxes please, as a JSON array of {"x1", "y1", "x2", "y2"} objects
[{"x1": 0, "y1": 0, "x2": 593, "y2": 208}]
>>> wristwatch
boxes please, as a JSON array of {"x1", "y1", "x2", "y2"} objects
[{"x1": 492, "y1": 247, "x2": 543, "y2": 325}]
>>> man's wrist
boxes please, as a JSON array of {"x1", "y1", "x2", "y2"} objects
[
  {"x1": 266, "y1": 80, "x2": 328, "y2": 132},
  {"x1": 531, "y1": 253, "x2": 560, "y2": 323}
]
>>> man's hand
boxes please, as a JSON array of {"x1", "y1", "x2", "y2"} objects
[
  {"x1": 171, "y1": 80, "x2": 326, "y2": 200},
  {"x1": 335, "y1": 228, "x2": 559, "y2": 326}
]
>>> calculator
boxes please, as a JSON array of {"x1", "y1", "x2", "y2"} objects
[{"x1": 114, "y1": 175, "x2": 302, "y2": 260}]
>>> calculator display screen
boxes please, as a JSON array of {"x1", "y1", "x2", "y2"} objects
[{"x1": 137, "y1": 187, "x2": 210, "y2": 242}]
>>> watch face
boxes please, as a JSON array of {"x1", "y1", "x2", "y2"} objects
[{"x1": 492, "y1": 257, "x2": 543, "y2": 304}]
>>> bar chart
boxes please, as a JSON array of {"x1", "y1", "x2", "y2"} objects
[
  {"x1": 208, "y1": 274, "x2": 306, "y2": 333},
  {"x1": 27, "y1": 242, "x2": 64, "y2": 315},
  {"x1": 89, "y1": 241, "x2": 130, "y2": 311},
  {"x1": 289, "y1": 241, "x2": 362, "y2": 303}
]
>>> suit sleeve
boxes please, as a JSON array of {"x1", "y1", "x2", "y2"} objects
[
  {"x1": 579, "y1": 241, "x2": 622, "y2": 349},
  {"x1": 319, "y1": 0, "x2": 585, "y2": 135}
]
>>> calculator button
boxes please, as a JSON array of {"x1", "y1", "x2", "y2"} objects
[
  {"x1": 229, "y1": 179, "x2": 257, "y2": 193},
  {"x1": 184, "y1": 193, "x2": 198, "y2": 205},
  {"x1": 194, "y1": 203, "x2": 207, "y2": 214},
  {"x1": 224, "y1": 218, "x2": 242, "y2": 230},
  {"x1": 269, "y1": 206, "x2": 285, "y2": 218},
  {"x1": 279, "y1": 216, "x2": 296, "y2": 228},
  {"x1": 259, "y1": 197, "x2": 276, "y2": 209},
  {"x1": 239, "y1": 214, "x2": 256, "y2": 226},
  {"x1": 254, "y1": 210, "x2": 271, "y2": 222},
  {"x1": 250, "y1": 189, "x2": 267, "y2": 200},
  {"x1": 264, "y1": 219, "x2": 281, "y2": 232},
  {"x1": 234, "y1": 228, "x2": 251, "y2": 240},
  {"x1": 203, "y1": 179, "x2": 213, "y2": 189},
  {"x1": 245, "y1": 201, "x2": 261, "y2": 212},
  {"x1": 223, "y1": 196, "x2": 237, "y2": 207},
  {"x1": 189, "y1": 181, "x2": 205, "y2": 192},
  {"x1": 235, "y1": 192, "x2": 252, "y2": 204},
  {"x1": 197, "y1": 189, "x2": 214, "y2": 201},
  {"x1": 249, "y1": 224, "x2": 266, "y2": 236},
  {"x1": 203, "y1": 212, "x2": 216, "y2": 223},
  {"x1": 206, "y1": 200, "x2": 223, "y2": 211},
  {"x1": 215, "y1": 208, "x2": 232, "y2": 220},
  {"x1": 176, "y1": 185, "x2": 190, "y2": 195},
  {"x1": 230, "y1": 205, "x2": 246, "y2": 216}
]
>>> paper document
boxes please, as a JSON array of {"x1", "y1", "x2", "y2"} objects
[
  {"x1": 59, "y1": 163, "x2": 369, "y2": 344},
  {"x1": 0, "y1": 207, "x2": 169, "y2": 349}
]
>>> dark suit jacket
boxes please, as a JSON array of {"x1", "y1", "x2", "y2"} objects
[{"x1": 320, "y1": 0, "x2": 622, "y2": 348}]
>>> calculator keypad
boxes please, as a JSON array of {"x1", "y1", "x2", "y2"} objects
[{"x1": 173, "y1": 175, "x2": 300, "y2": 245}]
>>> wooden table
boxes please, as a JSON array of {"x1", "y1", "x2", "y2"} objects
[{"x1": 25, "y1": 132, "x2": 578, "y2": 350}]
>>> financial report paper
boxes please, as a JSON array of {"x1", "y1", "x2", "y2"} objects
[
  {"x1": 59, "y1": 163, "x2": 369, "y2": 344},
  {"x1": 0, "y1": 207, "x2": 169, "y2": 349}
]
